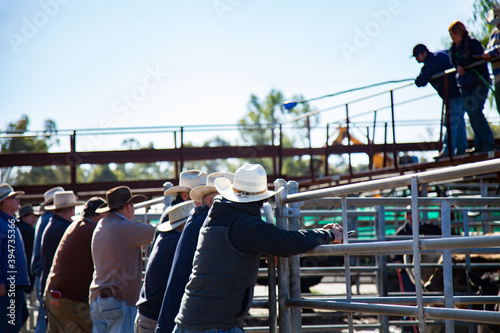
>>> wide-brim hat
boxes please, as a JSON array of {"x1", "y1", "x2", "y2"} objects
[
  {"x1": 40, "y1": 186, "x2": 65, "y2": 208},
  {"x1": 164, "y1": 170, "x2": 208, "y2": 196},
  {"x1": 0, "y1": 184, "x2": 24, "y2": 203},
  {"x1": 18, "y1": 204, "x2": 41, "y2": 218},
  {"x1": 45, "y1": 191, "x2": 85, "y2": 210},
  {"x1": 96, "y1": 186, "x2": 146, "y2": 213},
  {"x1": 190, "y1": 172, "x2": 234, "y2": 203},
  {"x1": 214, "y1": 163, "x2": 283, "y2": 203},
  {"x1": 487, "y1": 8, "x2": 500, "y2": 25},
  {"x1": 157, "y1": 200, "x2": 195, "y2": 232}
]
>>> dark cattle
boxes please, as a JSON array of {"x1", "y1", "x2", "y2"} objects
[
  {"x1": 468, "y1": 271, "x2": 500, "y2": 333},
  {"x1": 424, "y1": 253, "x2": 500, "y2": 293}
]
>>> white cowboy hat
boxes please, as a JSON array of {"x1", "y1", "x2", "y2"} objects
[
  {"x1": 40, "y1": 186, "x2": 65, "y2": 208},
  {"x1": 189, "y1": 172, "x2": 234, "y2": 203},
  {"x1": 214, "y1": 163, "x2": 282, "y2": 203},
  {"x1": 164, "y1": 170, "x2": 208, "y2": 196},
  {"x1": 157, "y1": 200, "x2": 195, "y2": 232},
  {"x1": 0, "y1": 184, "x2": 24, "y2": 203},
  {"x1": 44, "y1": 191, "x2": 85, "y2": 210}
]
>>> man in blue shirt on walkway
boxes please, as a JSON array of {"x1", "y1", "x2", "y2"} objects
[{"x1": 413, "y1": 43, "x2": 469, "y2": 158}]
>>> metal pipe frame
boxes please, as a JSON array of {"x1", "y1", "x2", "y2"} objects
[
  {"x1": 272, "y1": 160, "x2": 500, "y2": 333},
  {"x1": 285, "y1": 159, "x2": 500, "y2": 204},
  {"x1": 285, "y1": 299, "x2": 500, "y2": 325},
  {"x1": 305, "y1": 234, "x2": 500, "y2": 256}
]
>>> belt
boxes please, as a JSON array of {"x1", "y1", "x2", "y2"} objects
[{"x1": 97, "y1": 287, "x2": 114, "y2": 299}]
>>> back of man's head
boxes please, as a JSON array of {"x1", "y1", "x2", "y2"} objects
[
  {"x1": 83, "y1": 197, "x2": 106, "y2": 219},
  {"x1": 412, "y1": 44, "x2": 428, "y2": 58}
]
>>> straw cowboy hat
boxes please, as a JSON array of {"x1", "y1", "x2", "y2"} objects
[
  {"x1": 96, "y1": 186, "x2": 146, "y2": 213},
  {"x1": 0, "y1": 184, "x2": 25, "y2": 203},
  {"x1": 164, "y1": 170, "x2": 208, "y2": 196},
  {"x1": 157, "y1": 200, "x2": 195, "y2": 232},
  {"x1": 487, "y1": 8, "x2": 500, "y2": 26},
  {"x1": 190, "y1": 172, "x2": 234, "y2": 203},
  {"x1": 40, "y1": 186, "x2": 65, "y2": 208},
  {"x1": 44, "y1": 191, "x2": 85, "y2": 211},
  {"x1": 214, "y1": 163, "x2": 283, "y2": 203},
  {"x1": 18, "y1": 204, "x2": 41, "y2": 218}
]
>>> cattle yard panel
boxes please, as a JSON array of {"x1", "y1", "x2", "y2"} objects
[{"x1": 271, "y1": 159, "x2": 500, "y2": 333}]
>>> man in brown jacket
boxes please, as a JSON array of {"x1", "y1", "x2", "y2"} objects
[{"x1": 44, "y1": 197, "x2": 106, "y2": 333}]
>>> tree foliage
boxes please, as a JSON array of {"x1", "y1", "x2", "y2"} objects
[
  {"x1": 238, "y1": 89, "x2": 318, "y2": 148},
  {"x1": 0, "y1": 115, "x2": 63, "y2": 184},
  {"x1": 237, "y1": 89, "x2": 331, "y2": 177}
]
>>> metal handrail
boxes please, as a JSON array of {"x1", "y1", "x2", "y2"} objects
[{"x1": 286, "y1": 158, "x2": 500, "y2": 203}]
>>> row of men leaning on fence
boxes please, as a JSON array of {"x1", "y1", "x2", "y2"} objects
[{"x1": 0, "y1": 163, "x2": 344, "y2": 333}]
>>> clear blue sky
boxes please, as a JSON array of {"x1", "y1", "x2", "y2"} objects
[{"x1": 1, "y1": 0, "x2": 493, "y2": 153}]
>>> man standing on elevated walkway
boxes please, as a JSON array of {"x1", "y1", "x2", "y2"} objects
[
  {"x1": 482, "y1": 8, "x2": 500, "y2": 117},
  {"x1": 412, "y1": 43, "x2": 468, "y2": 159}
]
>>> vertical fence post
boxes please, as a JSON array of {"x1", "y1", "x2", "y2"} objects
[
  {"x1": 444, "y1": 74, "x2": 453, "y2": 160},
  {"x1": 325, "y1": 124, "x2": 330, "y2": 177},
  {"x1": 410, "y1": 176, "x2": 426, "y2": 333},
  {"x1": 367, "y1": 126, "x2": 374, "y2": 170},
  {"x1": 375, "y1": 205, "x2": 388, "y2": 332},
  {"x1": 279, "y1": 124, "x2": 283, "y2": 178},
  {"x1": 180, "y1": 126, "x2": 184, "y2": 171},
  {"x1": 441, "y1": 199, "x2": 455, "y2": 333},
  {"x1": 162, "y1": 182, "x2": 173, "y2": 210},
  {"x1": 342, "y1": 196, "x2": 354, "y2": 332},
  {"x1": 272, "y1": 124, "x2": 279, "y2": 177},
  {"x1": 287, "y1": 181, "x2": 302, "y2": 333},
  {"x1": 390, "y1": 90, "x2": 399, "y2": 169},
  {"x1": 70, "y1": 131, "x2": 77, "y2": 191},
  {"x1": 307, "y1": 117, "x2": 315, "y2": 182},
  {"x1": 346, "y1": 104, "x2": 353, "y2": 177},
  {"x1": 463, "y1": 210, "x2": 475, "y2": 333},
  {"x1": 383, "y1": 122, "x2": 388, "y2": 167},
  {"x1": 173, "y1": 131, "x2": 178, "y2": 176},
  {"x1": 263, "y1": 203, "x2": 278, "y2": 333},
  {"x1": 274, "y1": 179, "x2": 290, "y2": 333}
]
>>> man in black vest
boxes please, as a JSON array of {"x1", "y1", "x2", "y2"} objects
[{"x1": 170, "y1": 163, "x2": 343, "y2": 333}]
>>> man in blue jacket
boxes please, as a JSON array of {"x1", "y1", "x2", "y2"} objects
[
  {"x1": 31, "y1": 186, "x2": 64, "y2": 333},
  {"x1": 413, "y1": 43, "x2": 469, "y2": 158},
  {"x1": 135, "y1": 200, "x2": 195, "y2": 332},
  {"x1": 171, "y1": 164, "x2": 343, "y2": 333},
  {"x1": 0, "y1": 184, "x2": 30, "y2": 332},
  {"x1": 155, "y1": 172, "x2": 234, "y2": 333}
]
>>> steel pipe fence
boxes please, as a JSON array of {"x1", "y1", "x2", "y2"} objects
[{"x1": 272, "y1": 159, "x2": 500, "y2": 333}]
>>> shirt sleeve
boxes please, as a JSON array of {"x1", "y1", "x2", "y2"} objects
[
  {"x1": 129, "y1": 221, "x2": 156, "y2": 247},
  {"x1": 415, "y1": 63, "x2": 431, "y2": 87},
  {"x1": 229, "y1": 217, "x2": 335, "y2": 257}
]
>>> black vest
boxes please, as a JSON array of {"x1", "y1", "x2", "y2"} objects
[{"x1": 175, "y1": 208, "x2": 261, "y2": 329}]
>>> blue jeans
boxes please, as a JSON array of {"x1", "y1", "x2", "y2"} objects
[
  {"x1": 443, "y1": 97, "x2": 468, "y2": 155},
  {"x1": 462, "y1": 86, "x2": 495, "y2": 152},
  {"x1": 90, "y1": 296, "x2": 137, "y2": 333},
  {"x1": 172, "y1": 324, "x2": 245, "y2": 333},
  {"x1": 34, "y1": 275, "x2": 47, "y2": 333}
]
